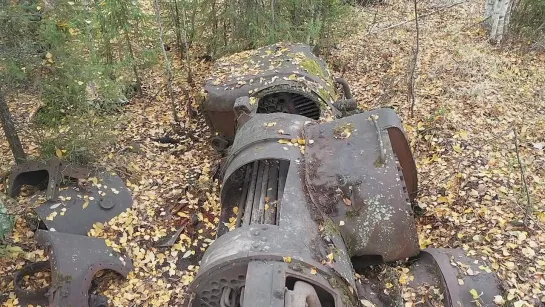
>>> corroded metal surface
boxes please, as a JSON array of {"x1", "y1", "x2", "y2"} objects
[
  {"x1": 410, "y1": 248, "x2": 503, "y2": 307},
  {"x1": 7, "y1": 158, "x2": 133, "y2": 235},
  {"x1": 8, "y1": 158, "x2": 90, "y2": 199},
  {"x1": 35, "y1": 230, "x2": 133, "y2": 307},
  {"x1": 13, "y1": 261, "x2": 50, "y2": 307},
  {"x1": 32, "y1": 170, "x2": 133, "y2": 235},
  {"x1": 304, "y1": 109, "x2": 419, "y2": 262},
  {"x1": 203, "y1": 43, "x2": 341, "y2": 137}
]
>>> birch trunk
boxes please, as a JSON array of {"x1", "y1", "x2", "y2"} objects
[{"x1": 486, "y1": 0, "x2": 513, "y2": 43}]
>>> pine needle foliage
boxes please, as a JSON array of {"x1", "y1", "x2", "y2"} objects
[{"x1": 162, "y1": 0, "x2": 351, "y2": 58}]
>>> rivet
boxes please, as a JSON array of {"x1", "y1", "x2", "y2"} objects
[
  {"x1": 252, "y1": 230, "x2": 260, "y2": 236},
  {"x1": 261, "y1": 236, "x2": 267, "y2": 242},
  {"x1": 251, "y1": 242, "x2": 260, "y2": 248},
  {"x1": 262, "y1": 225, "x2": 268, "y2": 230}
]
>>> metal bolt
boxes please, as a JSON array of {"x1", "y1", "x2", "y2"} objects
[
  {"x1": 262, "y1": 225, "x2": 268, "y2": 230},
  {"x1": 273, "y1": 289, "x2": 284, "y2": 299},
  {"x1": 251, "y1": 242, "x2": 260, "y2": 248},
  {"x1": 252, "y1": 230, "x2": 260, "y2": 236}
]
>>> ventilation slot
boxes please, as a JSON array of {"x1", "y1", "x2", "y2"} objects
[
  {"x1": 237, "y1": 159, "x2": 289, "y2": 226},
  {"x1": 257, "y1": 92, "x2": 320, "y2": 120}
]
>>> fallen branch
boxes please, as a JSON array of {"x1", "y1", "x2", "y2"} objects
[
  {"x1": 513, "y1": 129, "x2": 532, "y2": 228},
  {"x1": 377, "y1": 0, "x2": 469, "y2": 32}
]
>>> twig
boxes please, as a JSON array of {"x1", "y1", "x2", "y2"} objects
[
  {"x1": 513, "y1": 129, "x2": 532, "y2": 228},
  {"x1": 378, "y1": 0, "x2": 469, "y2": 32},
  {"x1": 146, "y1": 83, "x2": 167, "y2": 105},
  {"x1": 408, "y1": 0, "x2": 420, "y2": 118}
]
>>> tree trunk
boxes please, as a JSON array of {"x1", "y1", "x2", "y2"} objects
[
  {"x1": 173, "y1": 0, "x2": 185, "y2": 62},
  {"x1": 0, "y1": 89, "x2": 26, "y2": 164},
  {"x1": 486, "y1": 0, "x2": 513, "y2": 43},
  {"x1": 154, "y1": 0, "x2": 179, "y2": 123},
  {"x1": 120, "y1": 1, "x2": 142, "y2": 95}
]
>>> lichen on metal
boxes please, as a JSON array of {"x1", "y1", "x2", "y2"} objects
[{"x1": 202, "y1": 43, "x2": 343, "y2": 138}]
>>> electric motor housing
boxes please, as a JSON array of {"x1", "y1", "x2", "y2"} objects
[{"x1": 202, "y1": 43, "x2": 343, "y2": 139}]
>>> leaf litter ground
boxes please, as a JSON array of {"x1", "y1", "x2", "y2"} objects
[{"x1": 1, "y1": 0, "x2": 545, "y2": 306}]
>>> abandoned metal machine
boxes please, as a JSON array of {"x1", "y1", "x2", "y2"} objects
[{"x1": 185, "y1": 43, "x2": 503, "y2": 307}]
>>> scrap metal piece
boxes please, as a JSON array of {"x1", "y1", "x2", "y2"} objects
[
  {"x1": 8, "y1": 158, "x2": 90, "y2": 199},
  {"x1": 14, "y1": 261, "x2": 50, "y2": 307},
  {"x1": 408, "y1": 248, "x2": 503, "y2": 307},
  {"x1": 7, "y1": 158, "x2": 133, "y2": 235},
  {"x1": 304, "y1": 109, "x2": 419, "y2": 262},
  {"x1": 35, "y1": 230, "x2": 133, "y2": 307},
  {"x1": 32, "y1": 170, "x2": 133, "y2": 235},
  {"x1": 14, "y1": 261, "x2": 111, "y2": 307}
]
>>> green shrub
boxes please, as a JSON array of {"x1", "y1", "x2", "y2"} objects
[
  {"x1": 512, "y1": 0, "x2": 545, "y2": 42},
  {"x1": 181, "y1": 0, "x2": 351, "y2": 58},
  {"x1": 36, "y1": 113, "x2": 118, "y2": 165}
]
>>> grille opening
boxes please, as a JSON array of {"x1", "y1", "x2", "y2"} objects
[
  {"x1": 218, "y1": 159, "x2": 289, "y2": 237},
  {"x1": 257, "y1": 92, "x2": 320, "y2": 119},
  {"x1": 285, "y1": 277, "x2": 335, "y2": 307}
]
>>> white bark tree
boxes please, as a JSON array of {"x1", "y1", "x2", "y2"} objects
[{"x1": 484, "y1": 0, "x2": 513, "y2": 43}]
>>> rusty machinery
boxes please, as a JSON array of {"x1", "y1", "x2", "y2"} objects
[
  {"x1": 8, "y1": 158, "x2": 134, "y2": 307},
  {"x1": 184, "y1": 43, "x2": 503, "y2": 307}
]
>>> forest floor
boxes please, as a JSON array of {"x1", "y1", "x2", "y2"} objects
[{"x1": 1, "y1": 0, "x2": 545, "y2": 306}]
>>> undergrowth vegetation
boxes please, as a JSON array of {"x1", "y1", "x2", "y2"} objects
[
  {"x1": 512, "y1": 0, "x2": 545, "y2": 46},
  {"x1": 0, "y1": 0, "x2": 353, "y2": 165}
]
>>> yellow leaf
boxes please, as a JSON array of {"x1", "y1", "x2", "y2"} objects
[
  {"x1": 460, "y1": 130, "x2": 468, "y2": 140},
  {"x1": 283, "y1": 256, "x2": 292, "y2": 263},
  {"x1": 310, "y1": 267, "x2": 317, "y2": 275},
  {"x1": 437, "y1": 196, "x2": 448, "y2": 203},
  {"x1": 469, "y1": 288, "x2": 479, "y2": 299},
  {"x1": 55, "y1": 148, "x2": 63, "y2": 158},
  {"x1": 288, "y1": 74, "x2": 297, "y2": 80},
  {"x1": 82, "y1": 200, "x2": 89, "y2": 209},
  {"x1": 45, "y1": 52, "x2": 53, "y2": 59},
  {"x1": 327, "y1": 253, "x2": 334, "y2": 261}
]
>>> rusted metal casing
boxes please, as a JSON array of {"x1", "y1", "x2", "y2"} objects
[
  {"x1": 203, "y1": 43, "x2": 341, "y2": 138},
  {"x1": 8, "y1": 158, "x2": 133, "y2": 235},
  {"x1": 186, "y1": 108, "x2": 418, "y2": 307}
]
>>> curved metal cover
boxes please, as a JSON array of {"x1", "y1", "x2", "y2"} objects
[
  {"x1": 412, "y1": 248, "x2": 503, "y2": 307},
  {"x1": 35, "y1": 230, "x2": 133, "y2": 307},
  {"x1": 204, "y1": 43, "x2": 338, "y2": 110},
  {"x1": 303, "y1": 110, "x2": 419, "y2": 261},
  {"x1": 31, "y1": 171, "x2": 133, "y2": 235}
]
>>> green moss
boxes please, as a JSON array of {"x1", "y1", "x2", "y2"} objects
[
  {"x1": 374, "y1": 156, "x2": 385, "y2": 168},
  {"x1": 301, "y1": 59, "x2": 326, "y2": 79},
  {"x1": 321, "y1": 218, "x2": 341, "y2": 237},
  {"x1": 345, "y1": 209, "x2": 360, "y2": 219}
]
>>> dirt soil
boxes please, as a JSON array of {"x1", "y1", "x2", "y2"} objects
[{"x1": 1, "y1": 0, "x2": 545, "y2": 306}]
